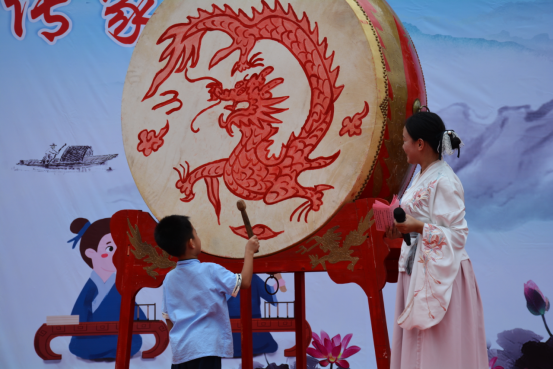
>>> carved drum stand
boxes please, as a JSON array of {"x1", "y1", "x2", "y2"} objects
[{"x1": 115, "y1": 0, "x2": 426, "y2": 368}]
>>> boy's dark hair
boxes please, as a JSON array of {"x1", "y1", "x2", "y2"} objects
[
  {"x1": 405, "y1": 112, "x2": 461, "y2": 155},
  {"x1": 154, "y1": 215, "x2": 194, "y2": 257},
  {"x1": 70, "y1": 217, "x2": 111, "y2": 268}
]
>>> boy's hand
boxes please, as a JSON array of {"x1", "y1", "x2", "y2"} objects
[{"x1": 246, "y1": 236, "x2": 260, "y2": 254}]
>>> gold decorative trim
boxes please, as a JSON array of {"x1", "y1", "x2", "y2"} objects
[
  {"x1": 351, "y1": 0, "x2": 389, "y2": 201},
  {"x1": 297, "y1": 209, "x2": 375, "y2": 271},
  {"x1": 413, "y1": 98, "x2": 421, "y2": 114},
  {"x1": 127, "y1": 218, "x2": 176, "y2": 279}
]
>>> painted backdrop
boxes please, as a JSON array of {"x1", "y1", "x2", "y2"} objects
[{"x1": 1, "y1": 0, "x2": 552, "y2": 368}]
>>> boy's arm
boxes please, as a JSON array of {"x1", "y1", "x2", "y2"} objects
[{"x1": 240, "y1": 236, "x2": 259, "y2": 289}]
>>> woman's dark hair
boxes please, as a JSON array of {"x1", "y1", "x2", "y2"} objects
[
  {"x1": 70, "y1": 218, "x2": 111, "y2": 268},
  {"x1": 405, "y1": 112, "x2": 462, "y2": 158},
  {"x1": 154, "y1": 215, "x2": 194, "y2": 257}
]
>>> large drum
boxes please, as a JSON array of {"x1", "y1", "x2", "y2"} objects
[{"x1": 122, "y1": 0, "x2": 426, "y2": 258}]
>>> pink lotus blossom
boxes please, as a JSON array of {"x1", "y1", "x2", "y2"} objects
[
  {"x1": 523, "y1": 280, "x2": 552, "y2": 337},
  {"x1": 489, "y1": 357, "x2": 504, "y2": 369},
  {"x1": 524, "y1": 280, "x2": 550, "y2": 316},
  {"x1": 306, "y1": 330, "x2": 361, "y2": 368}
]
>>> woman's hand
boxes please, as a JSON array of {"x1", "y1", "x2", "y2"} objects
[
  {"x1": 394, "y1": 214, "x2": 425, "y2": 234},
  {"x1": 385, "y1": 224, "x2": 403, "y2": 239},
  {"x1": 274, "y1": 273, "x2": 287, "y2": 292}
]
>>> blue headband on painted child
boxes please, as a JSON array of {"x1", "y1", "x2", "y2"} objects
[{"x1": 67, "y1": 221, "x2": 91, "y2": 249}]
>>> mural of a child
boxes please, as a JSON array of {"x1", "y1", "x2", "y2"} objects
[
  {"x1": 68, "y1": 217, "x2": 145, "y2": 360},
  {"x1": 227, "y1": 274, "x2": 286, "y2": 357}
]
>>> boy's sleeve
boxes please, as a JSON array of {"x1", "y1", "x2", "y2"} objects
[{"x1": 210, "y1": 264, "x2": 241, "y2": 297}]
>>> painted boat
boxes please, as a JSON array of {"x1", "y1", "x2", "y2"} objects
[{"x1": 18, "y1": 145, "x2": 118, "y2": 169}]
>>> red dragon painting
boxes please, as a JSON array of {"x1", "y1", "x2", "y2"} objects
[{"x1": 142, "y1": 0, "x2": 369, "y2": 227}]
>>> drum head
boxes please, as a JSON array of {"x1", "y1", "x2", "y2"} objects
[{"x1": 122, "y1": 0, "x2": 385, "y2": 257}]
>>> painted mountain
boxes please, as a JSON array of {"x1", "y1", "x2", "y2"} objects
[{"x1": 439, "y1": 99, "x2": 553, "y2": 230}]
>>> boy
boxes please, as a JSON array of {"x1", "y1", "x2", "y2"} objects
[{"x1": 154, "y1": 215, "x2": 259, "y2": 369}]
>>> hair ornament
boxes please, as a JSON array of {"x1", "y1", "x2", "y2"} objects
[
  {"x1": 67, "y1": 221, "x2": 91, "y2": 249},
  {"x1": 437, "y1": 130, "x2": 464, "y2": 159}
]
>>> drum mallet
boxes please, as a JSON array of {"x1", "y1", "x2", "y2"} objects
[{"x1": 237, "y1": 200, "x2": 259, "y2": 253}]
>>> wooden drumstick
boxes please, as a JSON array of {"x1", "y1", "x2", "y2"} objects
[{"x1": 236, "y1": 200, "x2": 259, "y2": 253}]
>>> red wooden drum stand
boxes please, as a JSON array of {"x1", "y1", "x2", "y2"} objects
[
  {"x1": 111, "y1": 198, "x2": 402, "y2": 369},
  {"x1": 113, "y1": 0, "x2": 427, "y2": 367}
]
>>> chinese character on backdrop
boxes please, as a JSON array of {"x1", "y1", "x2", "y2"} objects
[
  {"x1": 1, "y1": 0, "x2": 29, "y2": 40},
  {"x1": 99, "y1": 0, "x2": 157, "y2": 47},
  {"x1": 28, "y1": 0, "x2": 73, "y2": 44},
  {"x1": 1, "y1": 0, "x2": 72, "y2": 44}
]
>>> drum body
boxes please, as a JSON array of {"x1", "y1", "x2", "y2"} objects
[{"x1": 122, "y1": 0, "x2": 426, "y2": 258}]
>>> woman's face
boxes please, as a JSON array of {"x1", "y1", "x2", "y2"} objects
[
  {"x1": 85, "y1": 233, "x2": 117, "y2": 275},
  {"x1": 402, "y1": 126, "x2": 421, "y2": 164}
]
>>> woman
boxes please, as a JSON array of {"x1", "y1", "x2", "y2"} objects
[
  {"x1": 68, "y1": 217, "x2": 145, "y2": 360},
  {"x1": 387, "y1": 112, "x2": 487, "y2": 368}
]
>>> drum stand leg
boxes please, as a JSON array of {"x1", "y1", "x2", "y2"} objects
[
  {"x1": 366, "y1": 288, "x2": 391, "y2": 368},
  {"x1": 294, "y1": 272, "x2": 307, "y2": 369},
  {"x1": 240, "y1": 287, "x2": 253, "y2": 369},
  {"x1": 115, "y1": 291, "x2": 136, "y2": 369}
]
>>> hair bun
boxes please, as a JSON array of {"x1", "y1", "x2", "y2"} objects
[
  {"x1": 449, "y1": 134, "x2": 462, "y2": 150},
  {"x1": 70, "y1": 218, "x2": 90, "y2": 234}
]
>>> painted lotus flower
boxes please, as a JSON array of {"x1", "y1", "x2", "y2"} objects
[
  {"x1": 524, "y1": 280, "x2": 550, "y2": 316},
  {"x1": 306, "y1": 330, "x2": 361, "y2": 368},
  {"x1": 489, "y1": 357, "x2": 504, "y2": 369},
  {"x1": 524, "y1": 280, "x2": 552, "y2": 337}
]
